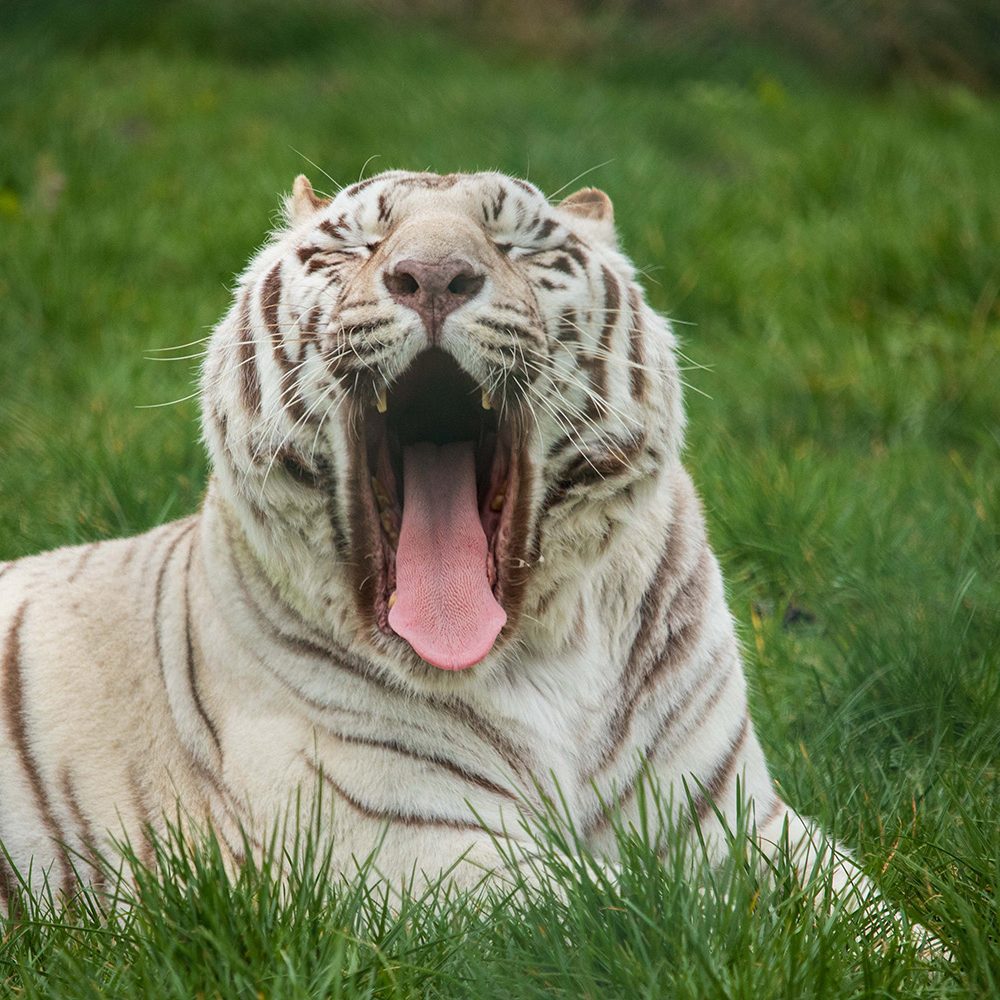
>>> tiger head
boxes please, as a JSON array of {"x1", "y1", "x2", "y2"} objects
[{"x1": 203, "y1": 171, "x2": 684, "y2": 684}]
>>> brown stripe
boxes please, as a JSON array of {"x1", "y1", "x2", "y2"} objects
[
  {"x1": 594, "y1": 551, "x2": 712, "y2": 771},
  {"x1": 756, "y1": 795, "x2": 785, "y2": 835},
  {"x1": 59, "y1": 768, "x2": 106, "y2": 891},
  {"x1": 496, "y1": 301, "x2": 533, "y2": 318},
  {"x1": 0, "y1": 563, "x2": 12, "y2": 584},
  {"x1": 533, "y1": 254, "x2": 573, "y2": 274},
  {"x1": 590, "y1": 486, "x2": 707, "y2": 775},
  {"x1": 632, "y1": 547, "x2": 712, "y2": 702},
  {"x1": 556, "y1": 309, "x2": 579, "y2": 344},
  {"x1": 425, "y1": 694, "x2": 532, "y2": 782},
  {"x1": 345, "y1": 178, "x2": 378, "y2": 197},
  {"x1": 333, "y1": 731, "x2": 515, "y2": 801},
  {"x1": 152, "y1": 522, "x2": 199, "y2": 719},
  {"x1": 306, "y1": 758, "x2": 500, "y2": 836},
  {"x1": 476, "y1": 317, "x2": 533, "y2": 341},
  {"x1": 551, "y1": 435, "x2": 646, "y2": 495},
  {"x1": 1, "y1": 602, "x2": 73, "y2": 896},
  {"x1": 261, "y1": 261, "x2": 283, "y2": 339},
  {"x1": 277, "y1": 447, "x2": 322, "y2": 489},
  {"x1": 585, "y1": 654, "x2": 733, "y2": 835},
  {"x1": 588, "y1": 265, "x2": 620, "y2": 413},
  {"x1": 300, "y1": 305, "x2": 323, "y2": 345},
  {"x1": 491, "y1": 187, "x2": 507, "y2": 220},
  {"x1": 313, "y1": 454, "x2": 348, "y2": 559},
  {"x1": 339, "y1": 317, "x2": 392, "y2": 341},
  {"x1": 626, "y1": 289, "x2": 648, "y2": 401},
  {"x1": 534, "y1": 218, "x2": 557, "y2": 240},
  {"x1": 377, "y1": 192, "x2": 392, "y2": 223},
  {"x1": 235, "y1": 294, "x2": 261, "y2": 415},
  {"x1": 621, "y1": 480, "x2": 700, "y2": 697},
  {"x1": 0, "y1": 841, "x2": 19, "y2": 915},
  {"x1": 263, "y1": 261, "x2": 309, "y2": 425},
  {"x1": 319, "y1": 214, "x2": 347, "y2": 239},
  {"x1": 694, "y1": 715, "x2": 750, "y2": 823},
  {"x1": 226, "y1": 521, "x2": 385, "y2": 695},
  {"x1": 561, "y1": 238, "x2": 589, "y2": 269},
  {"x1": 67, "y1": 543, "x2": 98, "y2": 584},
  {"x1": 547, "y1": 431, "x2": 577, "y2": 461},
  {"x1": 307, "y1": 252, "x2": 342, "y2": 276},
  {"x1": 182, "y1": 535, "x2": 222, "y2": 757},
  {"x1": 126, "y1": 766, "x2": 156, "y2": 871}
]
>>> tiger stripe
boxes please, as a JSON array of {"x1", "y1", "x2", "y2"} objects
[
  {"x1": 590, "y1": 487, "x2": 708, "y2": 773},
  {"x1": 67, "y1": 543, "x2": 98, "y2": 585},
  {"x1": 126, "y1": 765, "x2": 156, "y2": 871},
  {"x1": 585, "y1": 659, "x2": 737, "y2": 836},
  {"x1": 330, "y1": 730, "x2": 515, "y2": 801},
  {"x1": 220, "y1": 513, "x2": 391, "y2": 702},
  {"x1": 0, "y1": 841, "x2": 17, "y2": 913},
  {"x1": 2, "y1": 602, "x2": 73, "y2": 896},
  {"x1": 305, "y1": 758, "x2": 501, "y2": 836},
  {"x1": 181, "y1": 538, "x2": 222, "y2": 757},
  {"x1": 235, "y1": 294, "x2": 261, "y2": 415},
  {"x1": 692, "y1": 715, "x2": 750, "y2": 825},
  {"x1": 626, "y1": 289, "x2": 648, "y2": 401},
  {"x1": 262, "y1": 261, "x2": 311, "y2": 426},
  {"x1": 60, "y1": 767, "x2": 106, "y2": 890},
  {"x1": 573, "y1": 265, "x2": 618, "y2": 418}
]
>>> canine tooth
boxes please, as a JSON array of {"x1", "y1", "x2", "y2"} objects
[
  {"x1": 490, "y1": 491, "x2": 505, "y2": 512},
  {"x1": 481, "y1": 389, "x2": 492, "y2": 410},
  {"x1": 370, "y1": 476, "x2": 388, "y2": 508},
  {"x1": 388, "y1": 591, "x2": 397, "y2": 610},
  {"x1": 375, "y1": 388, "x2": 388, "y2": 413},
  {"x1": 380, "y1": 511, "x2": 398, "y2": 538}
]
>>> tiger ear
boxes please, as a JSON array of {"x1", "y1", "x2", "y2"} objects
[
  {"x1": 558, "y1": 187, "x2": 616, "y2": 244},
  {"x1": 287, "y1": 174, "x2": 330, "y2": 225}
]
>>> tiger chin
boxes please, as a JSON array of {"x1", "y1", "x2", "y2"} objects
[{"x1": 0, "y1": 170, "x2": 934, "y2": 949}]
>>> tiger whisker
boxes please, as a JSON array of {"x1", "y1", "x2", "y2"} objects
[
  {"x1": 146, "y1": 351, "x2": 211, "y2": 363},
  {"x1": 357, "y1": 154, "x2": 382, "y2": 183},
  {"x1": 136, "y1": 391, "x2": 202, "y2": 409},
  {"x1": 145, "y1": 335, "x2": 213, "y2": 353},
  {"x1": 290, "y1": 148, "x2": 344, "y2": 195},
  {"x1": 546, "y1": 158, "x2": 616, "y2": 201}
]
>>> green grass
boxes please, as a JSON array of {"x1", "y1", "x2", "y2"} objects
[{"x1": 1, "y1": 2, "x2": 998, "y2": 996}]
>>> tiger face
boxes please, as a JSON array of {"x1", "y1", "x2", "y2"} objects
[{"x1": 205, "y1": 171, "x2": 682, "y2": 683}]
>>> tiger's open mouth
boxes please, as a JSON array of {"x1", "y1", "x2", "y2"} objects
[{"x1": 357, "y1": 348, "x2": 526, "y2": 671}]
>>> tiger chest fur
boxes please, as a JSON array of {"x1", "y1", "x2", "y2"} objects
[{"x1": 0, "y1": 170, "x2": 842, "y2": 904}]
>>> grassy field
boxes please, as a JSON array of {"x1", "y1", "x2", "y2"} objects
[{"x1": 1, "y1": 2, "x2": 998, "y2": 996}]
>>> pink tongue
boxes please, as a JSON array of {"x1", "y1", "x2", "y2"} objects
[{"x1": 388, "y1": 441, "x2": 506, "y2": 670}]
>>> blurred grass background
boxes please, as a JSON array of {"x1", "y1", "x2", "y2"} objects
[{"x1": 1, "y1": 0, "x2": 998, "y2": 994}]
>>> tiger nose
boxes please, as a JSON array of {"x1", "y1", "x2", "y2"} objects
[{"x1": 384, "y1": 257, "x2": 485, "y2": 340}]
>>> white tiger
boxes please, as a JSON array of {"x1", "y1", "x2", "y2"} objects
[{"x1": 0, "y1": 171, "x2": 904, "y2": 931}]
